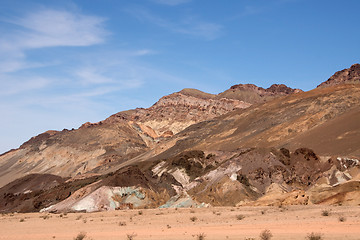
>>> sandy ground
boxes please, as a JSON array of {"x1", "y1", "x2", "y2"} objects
[{"x1": 0, "y1": 206, "x2": 359, "y2": 240}]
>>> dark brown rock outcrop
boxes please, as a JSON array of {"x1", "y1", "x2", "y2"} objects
[{"x1": 317, "y1": 63, "x2": 360, "y2": 88}]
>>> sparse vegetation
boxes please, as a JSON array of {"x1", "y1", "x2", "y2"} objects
[
  {"x1": 321, "y1": 210, "x2": 330, "y2": 216},
  {"x1": 82, "y1": 219, "x2": 87, "y2": 223},
  {"x1": 306, "y1": 232, "x2": 322, "y2": 240},
  {"x1": 261, "y1": 210, "x2": 266, "y2": 215},
  {"x1": 338, "y1": 216, "x2": 346, "y2": 222},
  {"x1": 190, "y1": 216, "x2": 198, "y2": 222},
  {"x1": 167, "y1": 224, "x2": 171, "y2": 229},
  {"x1": 74, "y1": 232, "x2": 86, "y2": 240},
  {"x1": 19, "y1": 218, "x2": 25, "y2": 222},
  {"x1": 119, "y1": 221, "x2": 127, "y2": 226},
  {"x1": 40, "y1": 215, "x2": 50, "y2": 220},
  {"x1": 259, "y1": 229, "x2": 273, "y2": 240},
  {"x1": 126, "y1": 233, "x2": 137, "y2": 240},
  {"x1": 236, "y1": 214, "x2": 245, "y2": 220},
  {"x1": 138, "y1": 210, "x2": 143, "y2": 215},
  {"x1": 196, "y1": 233, "x2": 206, "y2": 240}
]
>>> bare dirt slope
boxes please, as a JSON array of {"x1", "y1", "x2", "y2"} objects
[
  {"x1": 0, "y1": 206, "x2": 359, "y2": 240},
  {"x1": 147, "y1": 84, "x2": 360, "y2": 162}
]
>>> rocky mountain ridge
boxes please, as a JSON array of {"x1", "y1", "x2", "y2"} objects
[
  {"x1": 317, "y1": 63, "x2": 360, "y2": 88},
  {"x1": 0, "y1": 83, "x2": 299, "y2": 189},
  {"x1": 1, "y1": 64, "x2": 360, "y2": 213}
]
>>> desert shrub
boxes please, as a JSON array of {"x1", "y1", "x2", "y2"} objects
[
  {"x1": 338, "y1": 216, "x2": 346, "y2": 222},
  {"x1": 321, "y1": 210, "x2": 330, "y2": 216},
  {"x1": 40, "y1": 215, "x2": 50, "y2": 220},
  {"x1": 19, "y1": 218, "x2": 25, "y2": 222},
  {"x1": 196, "y1": 233, "x2": 206, "y2": 240},
  {"x1": 259, "y1": 229, "x2": 273, "y2": 240},
  {"x1": 190, "y1": 216, "x2": 198, "y2": 222},
  {"x1": 306, "y1": 232, "x2": 322, "y2": 240},
  {"x1": 82, "y1": 219, "x2": 87, "y2": 223},
  {"x1": 126, "y1": 233, "x2": 137, "y2": 240},
  {"x1": 119, "y1": 221, "x2": 127, "y2": 226},
  {"x1": 138, "y1": 210, "x2": 143, "y2": 215},
  {"x1": 74, "y1": 232, "x2": 86, "y2": 240},
  {"x1": 236, "y1": 214, "x2": 245, "y2": 220},
  {"x1": 261, "y1": 210, "x2": 266, "y2": 215}
]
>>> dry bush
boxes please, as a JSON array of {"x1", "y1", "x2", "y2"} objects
[
  {"x1": 321, "y1": 210, "x2": 330, "y2": 216},
  {"x1": 74, "y1": 232, "x2": 86, "y2": 240},
  {"x1": 119, "y1": 221, "x2": 127, "y2": 226},
  {"x1": 19, "y1": 218, "x2": 25, "y2": 222},
  {"x1": 338, "y1": 216, "x2": 346, "y2": 222},
  {"x1": 126, "y1": 233, "x2": 137, "y2": 240},
  {"x1": 138, "y1": 210, "x2": 143, "y2": 215},
  {"x1": 236, "y1": 214, "x2": 245, "y2": 220},
  {"x1": 259, "y1": 229, "x2": 273, "y2": 240},
  {"x1": 306, "y1": 232, "x2": 322, "y2": 240},
  {"x1": 196, "y1": 233, "x2": 206, "y2": 240},
  {"x1": 190, "y1": 216, "x2": 198, "y2": 222}
]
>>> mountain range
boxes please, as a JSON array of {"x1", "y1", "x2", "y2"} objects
[{"x1": 0, "y1": 64, "x2": 359, "y2": 213}]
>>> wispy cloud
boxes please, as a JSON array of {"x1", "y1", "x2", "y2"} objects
[
  {"x1": 0, "y1": 8, "x2": 108, "y2": 73},
  {"x1": 151, "y1": 0, "x2": 191, "y2": 6},
  {"x1": 128, "y1": 7, "x2": 222, "y2": 40},
  {"x1": 0, "y1": 75, "x2": 51, "y2": 96}
]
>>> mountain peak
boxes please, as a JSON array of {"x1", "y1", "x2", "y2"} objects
[{"x1": 317, "y1": 63, "x2": 360, "y2": 88}]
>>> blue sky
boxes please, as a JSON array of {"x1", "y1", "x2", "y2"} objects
[{"x1": 0, "y1": 0, "x2": 359, "y2": 153}]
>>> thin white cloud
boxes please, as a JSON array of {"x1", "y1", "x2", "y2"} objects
[
  {"x1": 75, "y1": 68, "x2": 115, "y2": 85},
  {"x1": 0, "y1": 75, "x2": 50, "y2": 96},
  {"x1": 0, "y1": 8, "x2": 108, "y2": 74},
  {"x1": 7, "y1": 9, "x2": 107, "y2": 48},
  {"x1": 128, "y1": 8, "x2": 222, "y2": 40},
  {"x1": 151, "y1": 0, "x2": 191, "y2": 6}
]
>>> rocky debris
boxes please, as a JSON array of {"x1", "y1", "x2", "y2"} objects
[
  {"x1": 0, "y1": 147, "x2": 359, "y2": 213},
  {"x1": 318, "y1": 63, "x2": 360, "y2": 88},
  {"x1": 218, "y1": 83, "x2": 302, "y2": 104}
]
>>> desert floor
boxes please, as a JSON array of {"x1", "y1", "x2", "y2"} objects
[{"x1": 0, "y1": 205, "x2": 359, "y2": 240}]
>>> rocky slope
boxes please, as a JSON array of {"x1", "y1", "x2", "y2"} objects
[
  {"x1": 217, "y1": 84, "x2": 303, "y2": 104},
  {"x1": 317, "y1": 63, "x2": 360, "y2": 88},
  {"x1": 0, "y1": 84, "x2": 299, "y2": 188},
  {"x1": 1, "y1": 64, "x2": 360, "y2": 213}
]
